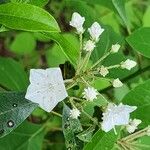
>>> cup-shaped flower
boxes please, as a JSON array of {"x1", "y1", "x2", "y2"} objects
[
  {"x1": 126, "y1": 119, "x2": 142, "y2": 133},
  {"x1": 83, "y1": 40, "x2": 96, "y2": 52},
  {"x1": 111, "y1": 44, "x2": 121, "y2": 53},
  {"x1": 112, "y1": 78, "x2": 123, "y2": 88},
  {"x1": 70, "y1": 12, "x2": 85, "y2": 34},
  {"x1": 70, "y1": 108, "x2": 81, "y2": 119},
  {"x1": 121, "y1": 59, "x2": 137, "y2": 70},
  {"x1": 101, "y1": 103, "x2": 137, "y2": 133},
  {"x1": 25, "y1": 68, "x2": 68, "y2": 112},
  {"x1": 83, "y1": 87, "x2": 98, "y2": 101},
  {"x1": 88, "y1": 22, "x2": 104, "y2": 42}
]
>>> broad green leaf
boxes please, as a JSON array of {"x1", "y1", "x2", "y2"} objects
[
  {"x1": 122, "y1": 80, "x2": 150, "y2": 128},
  {"x1": 0, "y1": 3, "x2": 60, "y2": 32},
  {"x1": 27, "y1": 0, "x2": 49, "y2": 7},
  {"x1": 0, "y1": 92, "x2": 38, "y2": 138},
  {"x1": 46, "y1": 33, "x2": 79, "y2": 67},
  {"x1": 43, "y1": 32, "x2": 79, "y2": 67},
  {"x1": 62, "y1": 104, "x2": 82, "y2": 150},
  {"x1": 112, "y1": 0, "x2": 130, "y2": 31},
  {"x1": 126, "y1": 27, "x2": 150, "y2": 58},
  {"x1": 10, "y1": 32, "x2": 36, "y2": 54},
  {"x1": 0, "y1": 121, "x2": 44, "y2": 150},
  {"x1": 143, "y1": 6, "x2": 150, "y2": 27},
  {"x1": 83, "y1": 129, "x2": 120, "y2": 150},
  {"x1": 137, "y1": 136, "x2": 150, "y2": 150},
  {"x1": 0, "y1": 57, "x2": 28, "y2": 91}
]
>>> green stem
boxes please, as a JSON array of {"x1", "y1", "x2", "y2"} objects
[
  {"x1": 90, "y1": 51, "x2": 111, "y2": 69},
  {"x1": 51, "y1": 111, "x2": 62, "y2": 118}
]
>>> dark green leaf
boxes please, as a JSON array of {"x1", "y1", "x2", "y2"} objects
[
  {"x1": 0, "y1": 121, "x2": 44, "y2": 150},
  {"x1": 62, "y1": 104, "x2": 82, "y2": 150},
  {"x1": 0, "y1": 57, "x2": 28, "y2": 91},
  {"x1": 83, "y1": 129, "x2": 120, "y2": 150},
  {"x1": 112, "y1": 0, "x2": 130, "y2": 31},
  {"x1": 126, "y1": 27, "x2": 150, "y2": 58},
  {"x1": 0, "y1": 3, "x2": 60, "y2": 32},
  {"x1": 0, "y1": 92, "x2": 38, "y2": 138},
  {"x1": 122, "y1": 80, "x2": 150, "y2": 128}
]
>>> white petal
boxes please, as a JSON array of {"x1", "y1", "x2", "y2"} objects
[{"x1": 29, "y1": 69, "x2": 47, "y2": 85}]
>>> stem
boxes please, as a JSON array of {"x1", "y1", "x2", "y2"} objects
[
  {"x1": 107, "y1": 64, "x2": 121, "y2": 69},
  {"x1": 121, "y1": 126, "x2": 149, "y2": 142},
  {"x1": 77, "y1": 51, "x2": 92, "y2": 74},
  {"x1": 90, "y1": 51, "x2": 111, "y2": 69},
  {"x1": 51, "y1": 111, "x2": 62, "y2": 118}
]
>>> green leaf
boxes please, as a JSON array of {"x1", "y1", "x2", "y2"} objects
[
  {"x1": 46, "y1": 33, "x2": 79, "y2": 67},
  {"x1": 27, "y1": 0, "x2": 49, "y2": 7},
  {"x1": 83, "y1": 129, "x2": 120, "y2": 150},
  {"x1": 143, "y1": 6, "x2": 150, "y2": 27},
  {"x1": 43, "y1": 32, "x2": 79, "y2": 67},
  {"x1": 126, "y1": 27, "x2": 150, "y2": 58},
  {"x1": 62, "y1": 104, "x2": 82, "y2": 150},
  {"x1": 0, "y1": 3, "x2": 60, "y2": 32},
  {"x1": 137, "y1": 136, "x2": 150, "y2": 150},
  {"x1": 0, "y1": 57, "x2": 28, "y2": 91},
  {"x1": 10, "y1": 32, "x2": 36, "y2": 54},
  {"x1": 122, "y1": 79, "x2": 150, "y2": 128},
  {"x1": 0, "y1": 121, "x2": 44, "y2": 150},
  {"x1": 112, "y1": 0, "x2": 130, "y2": 31},
  {"x1": 0, "y1": 92, "x2": 38, "y2": 138}
]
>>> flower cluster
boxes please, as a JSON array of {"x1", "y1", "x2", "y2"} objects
[{"x1": 25, "y1": 12, "x2": 139, "y2": 137}]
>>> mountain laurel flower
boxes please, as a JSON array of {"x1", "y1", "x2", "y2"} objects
[
  {"x1": 101, "y1": 103, "x2": 137, "y2": 133},
  {"x1": 112, "y1": 78, "x2": 123, "y2": 88},
  {"x1": 121, "y1": 59, "x2": 137, "y2": 70},
  {"x1": 83, "y1": 87, "x2": 98, "y2": 101},
  {"x1": 70, "y1": 12, "x2": 85, "y2": 34},
  {"x1": 88, "y1": 22, "x2": 104, "y2": 42},
  {"x1": 25, "y1": 68, "x2": 68, "y2": 112},
  {"x1": 99, "y1": 65, "x2": 109, "y2": 77},
  {"x1": 83, "y1": 40, "x2": 96, "y2": 52},
  {"x1": 126, "y1": 119, "x2": 142, "y2": 133},
  {"x1": 70, "y1": 108, "x2": 81, "y2": 119},
  {"x1": 111, "y1": 44, "x2": 121, "y2": 53}
]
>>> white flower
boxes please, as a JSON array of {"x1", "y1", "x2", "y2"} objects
[
  {"x1": 99, "y1": 66, "x2": 109, "y2": 77},
  {"x1": 25, "y1": 68, "x2": 68, "y2": 112},
  {"x1": 101, "y1": 103, "x2": 137, "y2": 133},
  {"x1": 83, "y1": 87, "x2": 98, "y2": 101},
  {"x1": 70, "y1": 108, "x2": 81, "y2": 119},
  {"x1": 126, "y1": 119, "x2": 142, "y2": 133},
  {"x1": 70, "y1": 12, "x2": 85, "y2": 34},
  {"x1": 121, "y1": 59, "x2": 137, "y2": 70},
  {"x1": 112, "y1": 78, "x2": 123, "y2": 88},
  {"x1": 111, "y1": 44, "x2": 121, "y2": 53},
  {"x1": 83, "y1": 40, "x2": 96, "y2": 52},
  {"x1": 88, "y1": 22, "x2": 104, "y2": 42}
]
